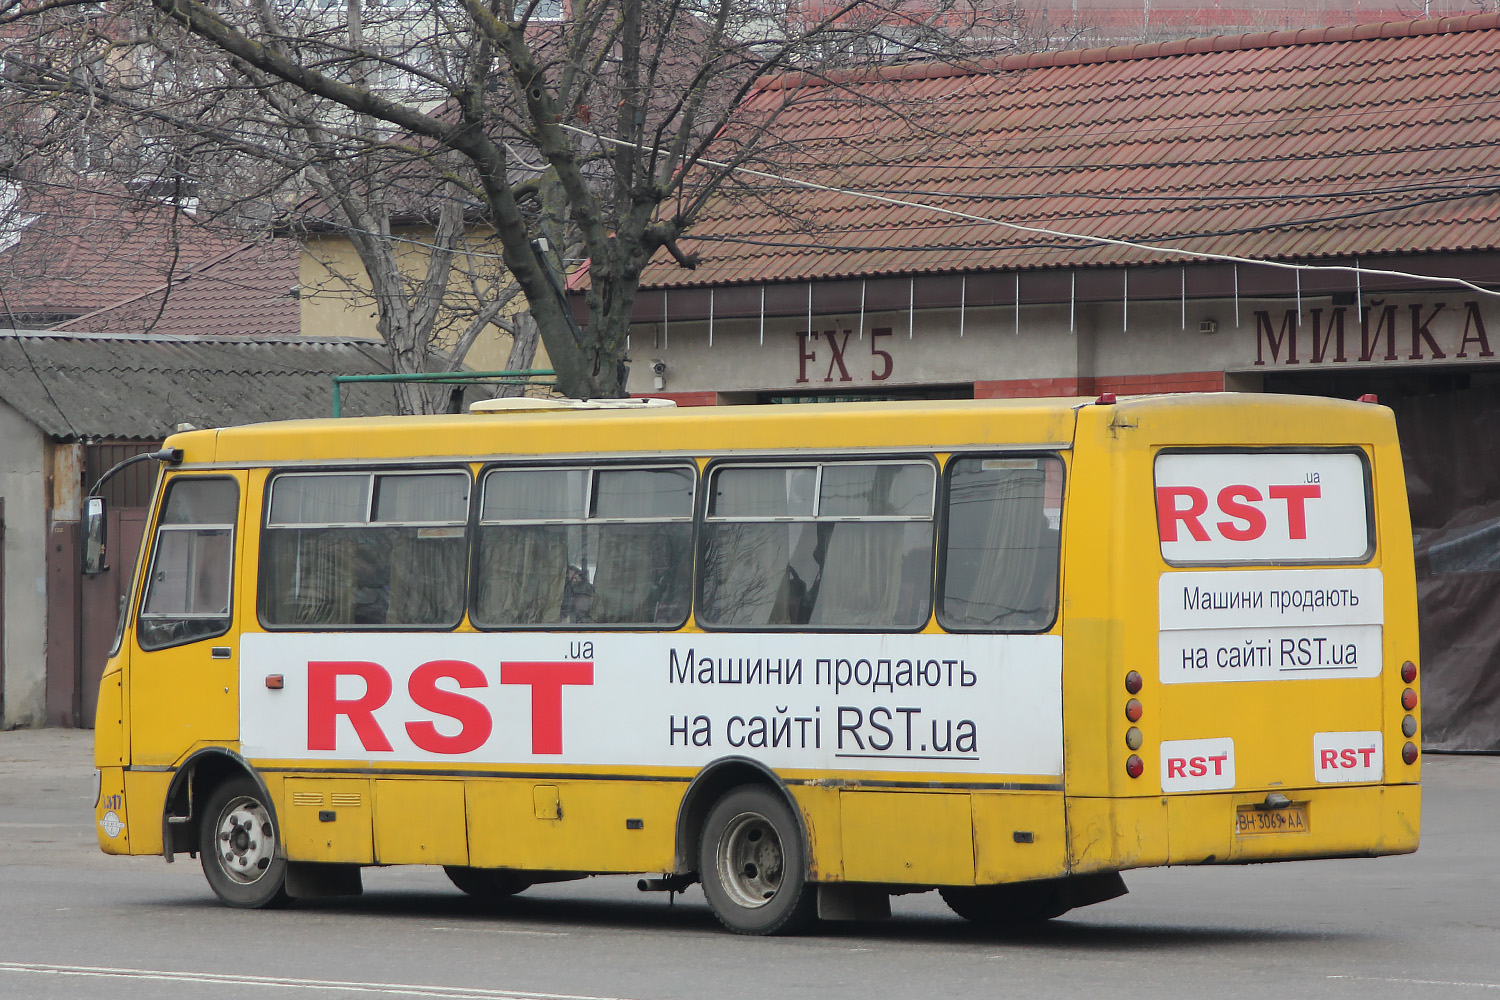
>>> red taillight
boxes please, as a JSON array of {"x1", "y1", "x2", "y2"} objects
[
  {"x1": 1125, "y1": 670, "x2": 1143, "y2": 694},
  {"x1": 1402, "y1": 742, "x2": 1419, "y2": 765},
  {"x1": 1126, "y1": 755, "x2": 1144, "y2": 778},
  {"x1": 1401, "y1": 660, "x2": 1417, "y2": 683},
  {"x1": 1402, "y1": 688, "x2": 1418, "y2": 711},
  {"x1": 1125, "y1": 698, "x2": 1143, "y2": 722}
]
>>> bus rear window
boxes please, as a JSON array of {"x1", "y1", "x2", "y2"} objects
[
  {"x1": 260, "y1": 470, "x2": 469, "y2": 628},
  {"x1": 1154, "y1": 449, "x2": 1373, "y2": 565}
]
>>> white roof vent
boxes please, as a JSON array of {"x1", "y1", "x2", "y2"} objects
[{"x1": 469, "y1": 396, "x2": 677, "y2": 414}]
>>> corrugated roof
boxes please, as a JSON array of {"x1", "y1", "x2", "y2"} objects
[
  {"x1": 0, "y1": 331, "x2": 396, "y2": 439},
  {"x1": 640, "y1": 14, "x2": 1500, "y2": 290},
  {"x1": 51, "y1": 242, "x2": 301, "y2": 338}
]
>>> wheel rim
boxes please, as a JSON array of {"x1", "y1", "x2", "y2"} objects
[
  {"x1": 215, "y1": 795, "x2": 276, "y2": 885},
  {"x1": 716, "y1": 810, "x2": 785, "y2": 909}
]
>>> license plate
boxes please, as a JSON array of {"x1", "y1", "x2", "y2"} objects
[{"x1": 1234, "y1": 804, "x2": 1309, "y2": 836}]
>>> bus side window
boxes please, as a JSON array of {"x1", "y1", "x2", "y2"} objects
[
  {"x1": 589, "y1": 467, "x2": 694, "y2": 625},
  {"x1": 472, "y1": 465, "x2": 694, "y2": 628},
  {"x1": 138, "y1": 477, "x2": 239, "y2": 650},
  {"x1": 699, "y1": 460, "x2": 935, "y2": 630},
  {"x1": 260, "y1": 470, "x2": 469, "y2": 628},
  {"x1": 938, "y1": 456, "x2": 1062, "y2": 633}
]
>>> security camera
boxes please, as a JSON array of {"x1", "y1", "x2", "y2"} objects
[{"x1": 651, "y1": 359, "x2": 667, "y2": 376}]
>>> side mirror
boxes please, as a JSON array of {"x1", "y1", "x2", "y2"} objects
[{"x1": 83, "y1": 496, "x2": 108, "y2": 575}]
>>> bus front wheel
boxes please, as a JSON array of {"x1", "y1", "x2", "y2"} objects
[
  {"x1": 698, "y1": 785, "x2": 815, "y2": 935},
  {"x1": 199, "y1": 776, "x2": 290, "y2": 909}
]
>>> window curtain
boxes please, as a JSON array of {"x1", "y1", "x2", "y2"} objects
[
  {"x1": 808, "y1": 523, "x2": 931, "y2": 627},
  {"x1": 262, "y1": 529, "x2": 357, "y2": 625},
  {"x1": 957, "y1": 470, "x2": 1057, "y2": 629},
  {"x1": 386, "y1": 532, "x2": 466, "y2": 625},
  {"x1": 807, "y1": 466, "x2": 931, "y2": 627},
  {"x1": 474, "y1": 471, "x2": 573, "y2": 624},
  {"x1": 700, "y1": 469, "x2": 798, "y2": 625},
  {"x1": 590, "y1": 524, "x2": 693, "y2": 624}
]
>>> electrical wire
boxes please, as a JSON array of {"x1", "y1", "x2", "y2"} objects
[{"x1": 560, "y1": 123, "x2": 1500, "y2": 299}]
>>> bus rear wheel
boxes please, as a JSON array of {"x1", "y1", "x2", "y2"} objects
[
  {"x1": 940, "y1": 872, "x2": 1127, "y2": 927},
  {"x1": 199, "y1": 776, "x2": 290, "y2": 909},
  {"x1": 698, "y1": 785, "x2": 815, "y2": 935},
  {"x1": 443, "y1": 866, "x2": 531, "y2": 899}
]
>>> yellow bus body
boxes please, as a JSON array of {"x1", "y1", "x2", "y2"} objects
[{"x1": 92, "y1": 394, "x2": 1419, "y2": 929}]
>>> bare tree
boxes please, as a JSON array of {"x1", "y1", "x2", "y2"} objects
[
  {"x1": 0, "y1": 1, "x2": 545, "y2": 412},
  {"x1": 1, "y1": 0, "x2": 1042, "y2": 400}
]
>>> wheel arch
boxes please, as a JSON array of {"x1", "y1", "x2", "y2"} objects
[
  {"x1": 162, "y1": 747, "x2": 277, "y2": 862},
  {"x1": 673, "y1": 756, "x2": 808, "y2": 874}
]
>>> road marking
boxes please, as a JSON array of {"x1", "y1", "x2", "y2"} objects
[
  {"x1": 429, "y1": 925, "x2": 570, "y2": 937},
  {"x1": 1329, "y1": 975, "x2": 1500, "y2": 990},
  {"x1": 0, "y1": 963, "x2": 634, "y2": 999}
]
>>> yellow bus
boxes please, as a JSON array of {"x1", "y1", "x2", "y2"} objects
[{"x1": 90, "y1": 393, "x2": 1420, "y2": 934}]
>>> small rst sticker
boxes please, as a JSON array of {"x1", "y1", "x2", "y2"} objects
[
  {"x1": 1160, "y1": 737, "x2": 1236, "y2": 792},
  {"x1": 1313, "y1": 731, "x2": 1383, "y2": 782}
]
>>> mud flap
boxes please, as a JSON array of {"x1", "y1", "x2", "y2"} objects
[{"x1": 1048, "y1": 871, "x2": 1128, "y2": 917}]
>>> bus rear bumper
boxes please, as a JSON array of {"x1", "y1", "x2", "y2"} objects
[
  {"x1": 1167, "y1": 781, "x2": 1420, "y2": 865},
  {"x1": 1067, "y1": 782, "x2": 1420, "y2": 873}
]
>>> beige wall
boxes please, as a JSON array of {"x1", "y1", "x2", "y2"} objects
[{"x1": 298, "y1": 229, "x2": 532, "y2": 374}]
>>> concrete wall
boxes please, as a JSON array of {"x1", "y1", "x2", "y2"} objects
[{"x1": 0, "y1": 400, "x2": 49, "y2": 728}]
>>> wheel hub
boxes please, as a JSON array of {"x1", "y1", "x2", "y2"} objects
[
  {"x1": 217, "y1": 797, "x2": 274, "y2": 885},
  {"x1": 717, "y1": 811, "x2": 784, "y2": 909}
]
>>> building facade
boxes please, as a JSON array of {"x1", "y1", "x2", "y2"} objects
[{"x1": 613, "y1": 15, "x2": 1500, "y2": 748}]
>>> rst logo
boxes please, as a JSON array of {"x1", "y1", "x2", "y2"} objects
[
  {"x1": 1155, "y1": 451, "x2": 1372, "y2": 563},
  {"x1": 307, "y1": 658, "x2": 593, "y2": 757},
  {"x1": 1313, "y1": 731, "x2": 1383, "y2": 783},
  {"x1": 1160, "y1": 737, "x2": 1236, "y2": 792}
]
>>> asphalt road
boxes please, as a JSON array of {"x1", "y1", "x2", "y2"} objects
[{"x1": 2, "y1": 729, "x2": 1496, "y2": 999}]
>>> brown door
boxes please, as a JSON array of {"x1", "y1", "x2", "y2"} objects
[{"x1": 79, "y1": 508, "x2": 148, "y2": 728}]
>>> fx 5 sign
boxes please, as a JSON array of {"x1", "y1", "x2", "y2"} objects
[{"x1": 1155, "y1": 451, "x2": 1372, "y2": 564}]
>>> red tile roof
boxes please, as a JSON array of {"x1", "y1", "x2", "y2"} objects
[
  {"x1": 641, "y1": 14, "x2": 1500, "y2": 290},
  {"x1": 0, "y1": 182, "x2": 251, "y2": 324},
  {"x1": 53, "y1": 241, "x2": 300, "y2": 338}
]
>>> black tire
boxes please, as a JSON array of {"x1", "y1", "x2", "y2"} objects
[
  {"x1": 941, "y1": 872, "x2": 1127, "y2": 928},
  {"x1": 940, "y1": 883, "x2": 1061, "y2": 927},
  {"x1": 199, "y1": 775, "x2": 290, "y2": 909},
  {"x1": 443, "y1": 866, "x2": 531, "y2": 899},
  {"x1": 698, "y1": 785, "x2": 816, "y2": 935}
]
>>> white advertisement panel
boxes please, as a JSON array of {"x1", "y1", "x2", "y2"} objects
[
  {"x1": 1158, "y1": 568, "x2": 1384, "y2": 684},
  {"x1": 1160, "y1": 624, "x2": 1382, "y2": 684},
  {"x1": 1160, "y1": 737, "x2": 1236, "y2": 792},
  {"x1": 1313, "y1": 731, "x2": 1383, "y2": 783},
  {"x1": 1155, "y1": 451, "x2": 1371, "y2": 564},
  {"x1": 240, "y1": 632, "x2": 1063, "y2": 778},
  {"x1": 1159, "y1": 568, "x2": 1384, "y2": 631}
]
